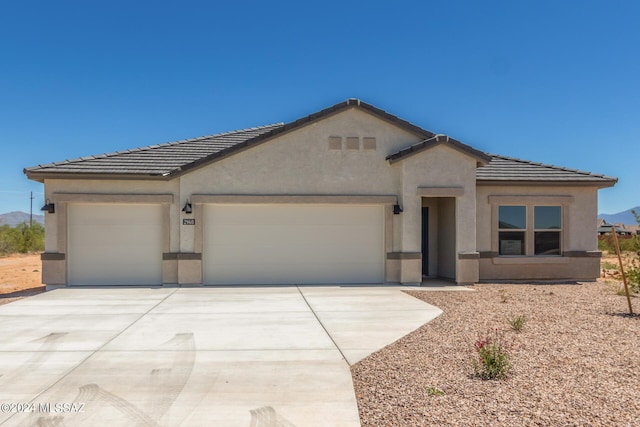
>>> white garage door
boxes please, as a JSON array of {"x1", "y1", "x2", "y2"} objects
[
  {"x1": 68, "y1": 204, "x2": 163, "y2": 286},
  {"x1": 203, "y1": 204, "x2": 385, "y2": 285}
]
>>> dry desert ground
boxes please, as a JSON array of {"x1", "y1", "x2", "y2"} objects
[{"x1": 1, "y1": 254, "x2": 639, "y2": 425}]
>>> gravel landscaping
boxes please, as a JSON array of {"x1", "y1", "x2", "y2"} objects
[{"x1": 352, "y1": 280, "x2": 640, "y2": 426}]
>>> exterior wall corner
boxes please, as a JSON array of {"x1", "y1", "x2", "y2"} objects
[
  {"x1": 41, "y1": 258, "x2": 67, "y2": 286},
  {"x1": 457, "y1": 255, "x2": 479, "y2": 284},
  {"x1": 400, "y1": 258, "x2": 422, "y2": 283},
  {"x1": 178, "y1": 259, "x2": 203, "y2": 285}
]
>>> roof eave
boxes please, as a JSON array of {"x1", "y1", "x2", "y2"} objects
[
  {"x1": 24, "y1": 170, "x2": 174, "y2": 182},
  {"x1": 476, "y1": 179, "x2": 618, "y2": 188},
  {"x1": 353, "y1": 100, "x2": 435, "y2": 139},
  {"x1": 386, "y1": 136, "x2": 491, "y2": 166}
]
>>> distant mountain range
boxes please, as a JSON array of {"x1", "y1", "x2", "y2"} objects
[
  {"x1": 0, "y1": 211, "x2": 45, "y2": 227},
  {"x1": 598, "y1": 206, "x2": 640, "y2": 225}
]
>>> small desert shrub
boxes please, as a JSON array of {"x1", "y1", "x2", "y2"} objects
[
  {"x1": 609, "y1": 254, "x2": 640, "y2": 295},
  {"x1": 508, "y1": 314, "x2": 526, "y2": 332},
  {"x1": 498, "y1": 289, "x2": 509, "y2": 303},
  {"x1": 426, "y1": 387, "x2": 445, "y2": 396},
  {"x1": 601, "y1": 261, "x2": 618, "y2": 271},
  {"x1": 625, "y1": 256, "x2": 640, "y2": 294},
  {"x1": 599, "y1": 235, "x2": 640, "y2": 253},
  {"x1": 598, "y1": 237, "x2": 614, "y2": 253},
  {"x1": 472, "y1": 328, "x2": 512, "y2": 380}
]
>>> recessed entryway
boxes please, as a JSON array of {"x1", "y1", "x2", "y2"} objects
[{"x1": 421, "y1": 197, "x2": 457, "y2": 280}]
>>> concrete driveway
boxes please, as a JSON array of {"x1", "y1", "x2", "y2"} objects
[{"x1": 0, "y1": 286, "x2": 443, "y2": 427}]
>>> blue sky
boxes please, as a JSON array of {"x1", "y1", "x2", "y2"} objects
[{"x1": 1, "y1": 1, "x2": 638, "y2": 216}]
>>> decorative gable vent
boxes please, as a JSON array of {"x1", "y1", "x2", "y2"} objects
[
  {"x1": 362, "y1": 137, "x2": 376, "y2": 150},
  {"x1": 345, "y1": 137, "x2": 360, "y2": 150},
  {"x1": 328, "y1": 136, "x2": 343, "y2": 150},
  {"x1": 328, "y1": 136, "x2": 376, "y2": 151}
]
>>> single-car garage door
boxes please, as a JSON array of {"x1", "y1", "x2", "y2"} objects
[
  {"x1": 68, "y1": 204, "x2": 163, "y2": 286},
  {"x1": 203, "y1": 204, "x2": 385, "y2": 285}
]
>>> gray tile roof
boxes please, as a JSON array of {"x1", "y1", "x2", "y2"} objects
[
  {"x1": 24, "y1": 99, "x2": 617, "y2": 187},
  {"x1": 478, "y1": 155, "x2": 617, "y2": 185},
  {"x1": 24, "y1": 99, "x2": 447, "y2": 181},
  {"x1": 386, "y1": 134, "x2": 491, "y2": 164},
  {"x1": 25, "y1": 123, "x2": 285, "y2": 178}
]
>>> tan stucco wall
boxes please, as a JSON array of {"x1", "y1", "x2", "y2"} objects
[
  {"x1": 38, "y1": 109, "x2": 489, "y2": 285},
  {"x1": 476, "y1": 185, "x2": 600, "y2": 281},
  {"x1": 44, "y1": 179, "x2": 181, "y2": 253},
  {"x1": 162, "y1": 259, "x2": 178, "y2": 284},
  {"x1": 37, "y1": 109, "x2": 608, "y2": 286},
  {"x1": 181, "y1": 108, "x2": 417, "y2": 194},
  {"x1": 178, "y1": 259, "x2": 203, "y2": 284},
  {"x1": 401, "y1": 145, "x2": 478, "y2": 283},
  {"x1": 39, "y1": 110, "x2": 431, "y2": 285},
  {"x1": 42, "y1": 179, "x2": 179, "y2": 285},
  {"x1": 41, "y1": 259, "x2": 66, "y2": 285},
  {"x1": 478, "y1": 257, "x2": 600, "y2": 281},
  {"x1": 180, "y1": 118, "x2": 480, "y2": 284},
  {"x1": 385, "y1": 259, "x2": 401, "y2": 282},
  {"x1": 457, "y1": 258, "x2": 480, "y2": 284},
  {"x1": 179, "y1": 108, "x2": 422, "y2": 254},
  {"x1": 38, "y1": 108, "x2": 608, "y2": 286},
  {"x1": 400, "y1": 259, "x2": 422, "y2": 283},
  {"x1": 476, "y1": 185, "x2": 598, "y2": 253}
]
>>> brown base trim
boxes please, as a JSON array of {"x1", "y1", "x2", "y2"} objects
[
  {"x1": 564, "y1": 251, "x2": 602, "y2": 258},
  {"x1": 41, "y1": 252, "x2": 65, "y2": 261},
  {"x1": 386, "y1": 252, "x2": 421, "y2": 260},
  {"x1": 479, "y1": 251, "x2": 498, "y2": 258},
  {"x1": 163, "y1": 253, "x2": 202, "y2": 261},
  {"x1": 479, "y1": 251, "x2": 602, "y2": 259},
  {"x1": 458, "y1": 252, "x2": 480, "y2": 260},
  {"x1": 478, "y1": 279, "x2": 587, "y2": 284}
]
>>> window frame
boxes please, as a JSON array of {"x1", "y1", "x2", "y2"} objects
[
  {"x1": 533, "y1": 206, "x2": 562, "y2": 256},
  {"x1": 489, "y1": 196, "x2": 571, "y2": 258},
  {"x1": 498, "y1": 205, "x2": 527, "y2": 256}
]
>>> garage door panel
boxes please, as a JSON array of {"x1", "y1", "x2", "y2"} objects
[
  {"x1": 204, "y1": 204, "x2": 384, "y2": 285},
  {"x1": 68, "y1": 204, "x2": 163, "y2": 286},
  {"x1": 208, "y1": 245, "x2": 367, "y2": 264},
  {"x1": 213, "y1": 225, "x2": 380, "y2": 248},
  {"x1": 72, "y1": 228, "x2": 155, "y2": 248},
  {"x1": 207, "y1": 260, "x2": 378, "y2": 285}
]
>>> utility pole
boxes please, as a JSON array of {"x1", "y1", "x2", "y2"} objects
[{"x1": 30, "y1": 191, "x2": 33, "y2": 227}]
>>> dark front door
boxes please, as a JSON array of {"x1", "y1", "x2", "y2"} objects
[{"x1": 421, "y1": 207, "x2": 429, "y2": 276}]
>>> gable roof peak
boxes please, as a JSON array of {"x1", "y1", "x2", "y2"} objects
[{"x1": 386, "y1": 133, "x2": 491, "y2": 165}]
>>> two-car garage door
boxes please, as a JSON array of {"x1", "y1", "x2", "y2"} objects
[{"x1": 203, "y1": 204, "x2": 385, "y2": 285}]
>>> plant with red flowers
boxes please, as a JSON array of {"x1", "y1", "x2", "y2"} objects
[{"x1": 472, "y1": 328, "x2": 511, "y2": 380}]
